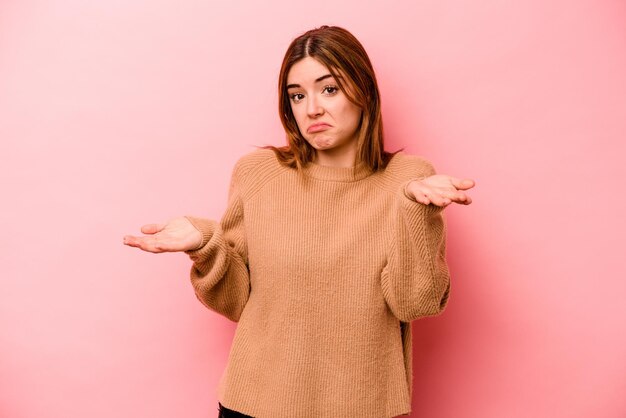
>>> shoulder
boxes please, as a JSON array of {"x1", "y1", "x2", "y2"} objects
[
  {"x1": 233, "y1": 147, "x2": 277, "y2": 169},
  {"x1": 231, "y1": 147, "x2": 287, "y2": 197},
  {"x1": 230, "y1": 147, "x2": 285, "y2": 180},
  {"x1": 370, "y1": 151, "x2": 438, "y2": 196},
  {"x1": 384, "y1": 151, "x2": 438, "y2": 180}
]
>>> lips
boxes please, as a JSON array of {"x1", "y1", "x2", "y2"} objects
[{"x1": 307, "y1": 123, "x2": 331, "y2": 133}]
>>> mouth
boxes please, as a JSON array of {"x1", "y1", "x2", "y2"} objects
[{"x1": 307, "y1": 123, "x2": 331, "y2": 133}]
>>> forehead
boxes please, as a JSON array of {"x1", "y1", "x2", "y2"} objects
[{"x1": 287, "y1": 57, "x2": 334, "y2": 84}]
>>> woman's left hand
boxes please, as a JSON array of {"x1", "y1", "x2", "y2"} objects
[{"x1": 406, "y1": 175, "x2": 475, "y2": 207}]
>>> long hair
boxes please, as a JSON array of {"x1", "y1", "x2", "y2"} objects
[{"x1": 260, "y1": 25, "x2": 402, "y2": 172}]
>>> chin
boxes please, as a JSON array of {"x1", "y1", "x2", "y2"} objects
[{"x1": 311, "y1": 137, "x2": 333, "y2": 148}]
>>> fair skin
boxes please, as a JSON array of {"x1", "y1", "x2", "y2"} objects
[
  {"x1": 122, "y1": 57, "x2": 475, "y2": 253},
  {"x1": 286, "y1": 56, "x2": 361, "y2": 168}
]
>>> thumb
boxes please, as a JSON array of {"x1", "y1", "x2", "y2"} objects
[
  {"x1": 450, "y1": 177, "x2": 475, "y2": 190},
  {"x1": 140, "y1": 223, "x2": 166, "y2": 234}
]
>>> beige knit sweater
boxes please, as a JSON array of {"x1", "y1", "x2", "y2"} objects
[{"x1": 184, "y1": 148, "x2": 450, "y2": 418}]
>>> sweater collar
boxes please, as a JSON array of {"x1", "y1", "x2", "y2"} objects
[{"x1": 301, "y1": 159, "x2": 373, "y2": 182}]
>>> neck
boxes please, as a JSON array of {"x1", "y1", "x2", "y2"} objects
[{"x1": 312, "y1": 142, "x2": 358, "y2": 168}]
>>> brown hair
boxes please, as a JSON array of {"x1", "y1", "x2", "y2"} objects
[{"x1": 259, "y1": 25, "x2": 402, "y2": 172}]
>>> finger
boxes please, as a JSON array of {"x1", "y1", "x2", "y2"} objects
[
  {"x1": 420, "y1": 191, "x2": 449, "y2": 207},
  {"x1": 123, "y1": 235, "x2": 146, "y2": 247},
  {"x1": 123, "y1": 235, "x2": 165, "y2": 253},
  {"x1": 140, "y1": 223, "x2": 166, "y2": 234},
  {"x1": 445, "y1": 192, "x2": 472, "y2": 205},
  {"x1": 141, "y1": 235, "x2": 166, "y2": 253},
  {"x1": 411, "y1": 189, "x2": 431, "y2": 205},
  {"x1": 443, "y1": 190, "x2": 473, "y2": 205},
  {"x1": 436, "y1": 188, "x2": 462, "y2": 201},
  {"x1": 450, "y1": 178, "x2": 475, "y2": 190},
  {"x1": 450, "y1": 195, "x2": 471, "y2": 205},
  {"x1": 410, "y1": 182, "x2": 451, "y2": 206},
  {"x1": 451, "y1": 191, "x2": 471, "y2": 204},
  {"x1": 420, "y1": 187, "x2": 451, "y2": 206},
  {"x1": 123, "y1": 235, "x2": 145, "y2": 249},
  {"x1": 432, "y1": 193, "x2": 451, "y2": 207}
]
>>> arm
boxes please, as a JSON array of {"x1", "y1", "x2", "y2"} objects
[
  {"x1": 380, "y1": 162, "x2": 451, "y2": 322},
  {"x1": 184, "y1": 162, "x2": 250, "y2": 322}
]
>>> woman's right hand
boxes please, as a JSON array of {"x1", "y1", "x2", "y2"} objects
[{"x1": 123, "y1": 216, "x2": 202, "y2": 253}]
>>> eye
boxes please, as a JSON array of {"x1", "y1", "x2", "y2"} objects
[
  {"x1": 290, "y1": 93, "x2": 305, "y2": 103},
  {"x1": 323, "y1": 85, "x2": 339, "y2": 95}
]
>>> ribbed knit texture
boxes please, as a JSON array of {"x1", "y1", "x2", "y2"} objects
[{"x1": 184, "y1": 148, "x2": 451, "y2": 418}]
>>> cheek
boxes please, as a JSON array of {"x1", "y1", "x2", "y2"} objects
[
  {"x1": 290, "y1": 106, "x2": 306, "y2": 129},
  {"x1": 336, "y1": 99, "x2": 360, "y2": 121},
  {"x1": 342, "y1": 105, "x2": 362, "y2": 130}
]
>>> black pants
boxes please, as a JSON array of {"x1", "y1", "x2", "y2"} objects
[{"x1": 218, "y1": 402, "x2": 254, "y2": 418}]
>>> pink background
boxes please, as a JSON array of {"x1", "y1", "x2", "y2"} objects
[{"x1": 1, "y1": 1, "x2": 625, "y2": 417}]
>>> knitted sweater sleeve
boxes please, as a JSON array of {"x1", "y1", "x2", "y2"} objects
[
  {"x1": 380, "y1": 160, "x2": 451, "y2": 322},
  {"x1": 183, "y1": 161, "x2": 249, "y2": 322}
]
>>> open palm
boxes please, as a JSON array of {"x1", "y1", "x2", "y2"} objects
[
  {"x1": 123, "y1": 217, "x2": 202, "y2": 253},
  {"x1": 406, "y1": 174, "x2": 475, "y2": 207}
]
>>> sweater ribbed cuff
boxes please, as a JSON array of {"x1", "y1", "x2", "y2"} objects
[{"x1": 184, "y1": 215, "x2": 216, "y2": 253}]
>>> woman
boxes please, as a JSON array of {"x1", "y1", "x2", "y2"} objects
[{"x1": 124, "y1": 25, "x2": 474, "y2": 418}]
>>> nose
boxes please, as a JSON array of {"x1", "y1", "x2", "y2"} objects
[{"x1": 306, "y1": 95, "x2": 324, "y2": 118}]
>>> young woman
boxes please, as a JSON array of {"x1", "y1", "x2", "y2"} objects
[{"x1": 124, "y1": 25, "x2": 474, "y2": 418}]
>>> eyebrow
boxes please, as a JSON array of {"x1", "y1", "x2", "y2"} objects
[{"x1": 286, "y1": 74, "x2": 336, "y2": 90}]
